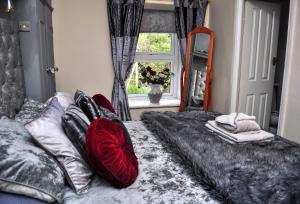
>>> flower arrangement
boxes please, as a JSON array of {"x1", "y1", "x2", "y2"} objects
[{"x1": 139, "y1": 63, "x2": 174, "y2": 90}]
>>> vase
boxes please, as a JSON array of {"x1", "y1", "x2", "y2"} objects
[{"x1": 148, "y1": 84, "x2": 163, "y2": 104}]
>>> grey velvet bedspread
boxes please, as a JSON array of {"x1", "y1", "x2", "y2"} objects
[
  {"x1": 63, "y1": 121, "x2": 218, "y2": 204},
  {"x1": 141, "y1": 111, "x2": 300, "y2": 204}
]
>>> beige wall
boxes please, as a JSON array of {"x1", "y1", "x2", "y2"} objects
[
  {"x1": 281, "y1": 0, "x2": 300, "y2": 142},
  {"x1": 52, "y1": 0, "x2": 179, "y2": 119},
  {"x1": 53, "y1": 0, "x2": 114, "y2": 98},
  {"x1": 208, "y1": 0, "x2": 235, "y2": 114}
]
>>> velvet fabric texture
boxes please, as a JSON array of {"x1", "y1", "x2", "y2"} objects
[
  {"x1": 25, "y1": 98, "x2": 93, "y2": 194},
  {"x1": 62, "y1": 104, "x2": 91, "y2": 162},
  {"x1": 0, "y1": 118, "x2": 65, "y2": 203},
  {"x1": 107, "y1": 0, "x2": 145, "y2": 121},
  {"x1": 92, "y1": 94, "x2": 116, "y2": 114},
  {"x1": 15, "y1": 98, "x2": 46, "y2": 125},
  {"x1": 74, "y1": 90, "x2": 107, "y2": 121},
  {"x1": 86, "y1": 118, "x2": 138, "y2": 188},
  {"x1": 74, "y1": 90, "x2": 119, "y2": 121},
  {"x1": 0, "y1": 19, "x2": 25, "y2": 118}
]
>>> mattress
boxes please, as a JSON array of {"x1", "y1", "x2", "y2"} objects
[{"x1": 63, "y1": 121, "x2": 219, "y2": 204}]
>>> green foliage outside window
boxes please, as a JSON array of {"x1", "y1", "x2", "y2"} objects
[
  {"x1": 127, "y1": 33, "x2": 173, "y2": 94},
  {"x1": 136, "y1": 33, "x2": 172, "y2": 53}
]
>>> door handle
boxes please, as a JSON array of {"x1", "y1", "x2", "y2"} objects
[{"x1": 46, "y1": 66, "x2": 59, "y2": 74}]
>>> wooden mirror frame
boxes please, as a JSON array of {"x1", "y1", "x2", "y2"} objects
[{"x1": 179, "y1": 27, "x2": 214, "y2": 112}]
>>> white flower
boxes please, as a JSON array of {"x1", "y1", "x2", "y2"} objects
[
  {"x1": 146, "y1": 72, "x2": 151, "y2": 77},
  {"x1": 159, "y1": 73, "x2": 165, "y2": 78}
]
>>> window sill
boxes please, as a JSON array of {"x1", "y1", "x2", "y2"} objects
[{"x1": 129, "y1": 98, "x2": 180, "y2": 109}]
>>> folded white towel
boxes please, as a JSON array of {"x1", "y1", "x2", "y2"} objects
[
  {"x1": 205, "y1": 120, "x2": 274, "y2": 143},
  {"x1": 216, "y1": 112, "x2": 261, "y2": 133},
  {"x1": 215, "y1": 112, "x2": 237, "y2": 127}
]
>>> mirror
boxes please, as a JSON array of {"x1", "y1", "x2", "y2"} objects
[{"x1": 179, "y1": 27, "x2": 214, "y2": 112}]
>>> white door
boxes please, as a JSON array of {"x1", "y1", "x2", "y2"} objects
[{"x1": 238, "y1": 1, "x2": 280, "y2": 129}]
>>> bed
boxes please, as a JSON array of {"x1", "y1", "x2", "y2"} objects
[{"x1": 12, "y1": 103, "x2": 218, "y2": 204}]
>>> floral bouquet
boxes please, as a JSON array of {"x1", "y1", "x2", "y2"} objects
[{"x1": 139, "y1": 64, "x2": 174, "y2": 90}]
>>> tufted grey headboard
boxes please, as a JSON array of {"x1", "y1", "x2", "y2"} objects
[{"x1": 0, "y1": 18, "x2": 25, "y2": 118}]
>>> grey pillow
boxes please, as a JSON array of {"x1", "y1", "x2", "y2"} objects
[
  {"x1": 0, "y1": 118, "x2": 65, "y2": 203},
  {"x1": 25, "y1": 98, "x2": 93, "y2": 194},
  {"x1": 14, "y1": 98, "x2": 46, "y2": 125}
]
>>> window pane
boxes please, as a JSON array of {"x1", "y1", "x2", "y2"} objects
[
  {"x1": 136, "y1": 33, "x2": 172, "y2": 53},
  {"x1": 127, "y1": 62, "x2": 172, "y2": 94}
]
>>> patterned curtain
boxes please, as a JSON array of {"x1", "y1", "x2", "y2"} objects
[
  {"x1": 174, "y1": 0, "x2": 209, "y2": 64},
  {"x1": 107, "y1": 0, "x2": 145, "y2": 121}
]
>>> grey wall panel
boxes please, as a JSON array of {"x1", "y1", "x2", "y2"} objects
[
  {"x1": 14, "y1": 0, "x2": 44, "y2": 101},
  {"x1": 0, "y1": 0, "x2": 54, "y2": 102},
  {"x1": 13, "y1": 0, "x2": 54, "y2": 102},
  {"x1": 0, "y1": 1, "x2": 43, "y2": 101}
]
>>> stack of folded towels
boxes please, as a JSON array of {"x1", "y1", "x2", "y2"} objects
[{"x1": 205, "y1": 112, "x2": 274, "y2": 144}]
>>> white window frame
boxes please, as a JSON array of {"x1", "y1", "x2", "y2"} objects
[{"x1": 128, "y1": 33, "x2": 181, "y2": 102}]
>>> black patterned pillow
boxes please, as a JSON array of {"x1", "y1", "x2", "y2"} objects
[
  {"x1": 74, "y1": 90, "x2": 119, "y2": 121},
  {"x1": 0, "y1": 118, "x2": 65, "y2": 203},
  {"x1": 62, "y1": 104, "x2": 90, "y2": 162}
]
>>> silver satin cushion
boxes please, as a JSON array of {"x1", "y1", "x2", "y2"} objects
[
  {"x1": 0, "y1": 118, "x2": 65, "y2": 203},
  {"x1": 47, "y1": 92, "x2": 75, "y2": 110},
  {"x1": 25, "y1": 97, "x2": 93, "y2": 194},
  {"x1": 55, "y1": 92, "x2": 75, "y2": 110}
]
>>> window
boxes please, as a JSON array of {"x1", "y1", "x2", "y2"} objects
[{"x1": 127, "y1": 33, "x2": 181, "y2": 101}]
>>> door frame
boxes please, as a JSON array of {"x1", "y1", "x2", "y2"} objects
[{"x1": 230, "y1": 0, "x2": 296, "y2": 136}]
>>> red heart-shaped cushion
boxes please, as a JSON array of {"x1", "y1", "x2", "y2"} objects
[{"x1": 86, "y1": 118, "x2": 138, "y2": 188}]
